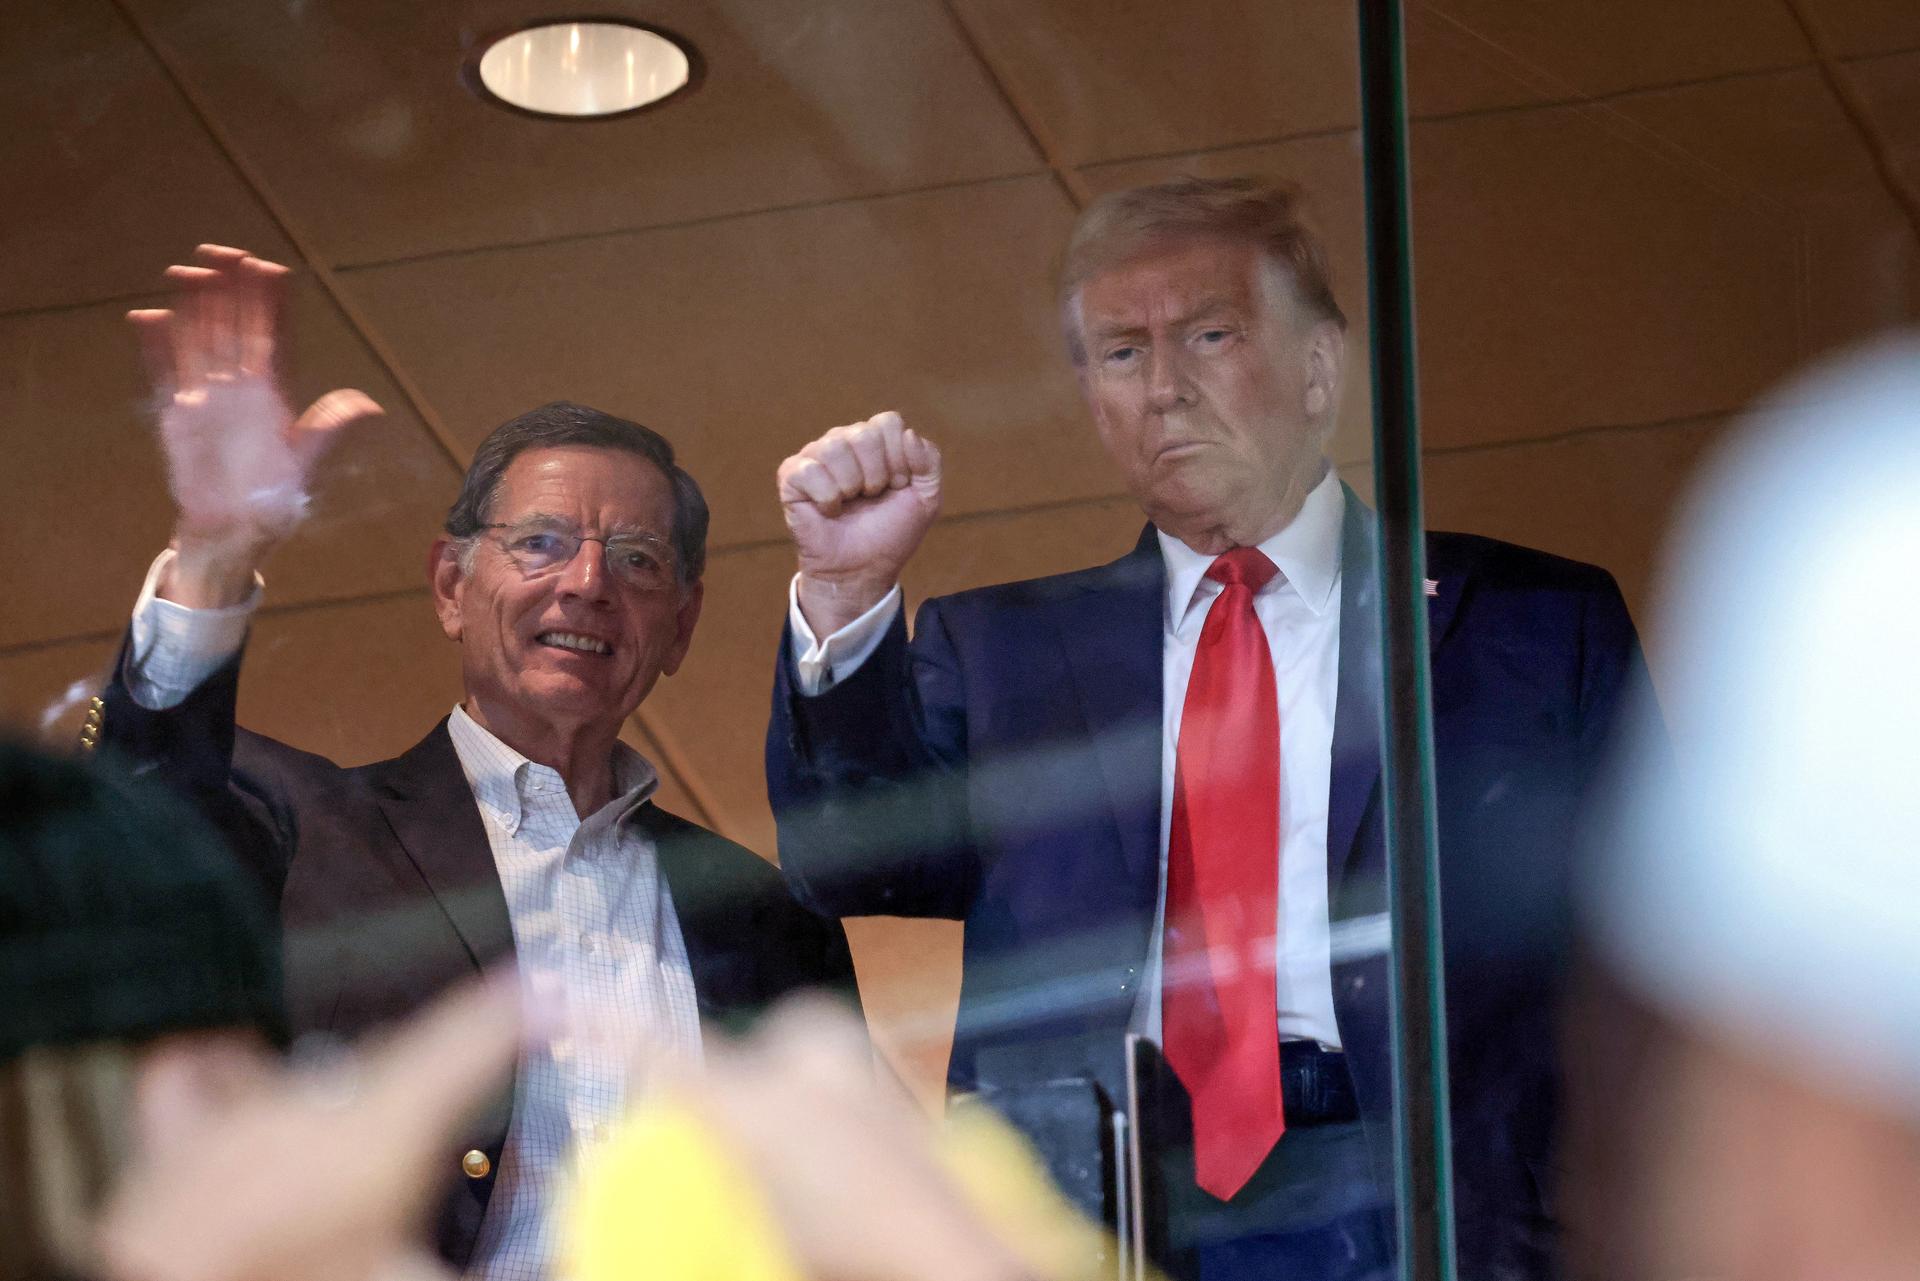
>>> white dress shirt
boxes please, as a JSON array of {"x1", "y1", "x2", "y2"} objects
[
  {"x1": 128, "y1": 552, "x2": 704, "y2": 1281},
  {"x1": 788, "y1": 467, "x2": 1346, "y2": 1047}
]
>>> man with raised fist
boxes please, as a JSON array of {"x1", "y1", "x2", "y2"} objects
[
  {"x1": 767, "y1": 177, "x2": 1647, "y2": 1281},
  {"x1": 94, "y1": 246, "x2": 858, "y2": 1281}
]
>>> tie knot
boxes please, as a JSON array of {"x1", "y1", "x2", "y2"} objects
[{"x1": 1206, "y1": 547, "x2": 1278, "y2": 592}]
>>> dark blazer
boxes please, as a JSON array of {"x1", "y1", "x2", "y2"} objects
[
  {"x1": 97, "y1": 644, "x2": 861, "y2": 1268},
  {"x1": 766, "y1": 490, "x2": 1646, "y2": 1281}
]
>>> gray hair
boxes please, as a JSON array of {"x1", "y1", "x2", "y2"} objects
[{"x1": 443, "y1": 401, "x2": 708, "y2": 585}]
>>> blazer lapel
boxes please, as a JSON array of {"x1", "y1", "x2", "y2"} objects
[
  {"x1": 370, "y1": 719, "x2": 516, "y2": 972},
  {"x1": 1328, "y1": 490, "x2": 1469, "y2": 903},
  {"x1": 1329, "y1": 489, "x2": 1385, "y2": 904},
  {"x1": 1047, "y1": 528, "x2": 1166, "y2": 896}
]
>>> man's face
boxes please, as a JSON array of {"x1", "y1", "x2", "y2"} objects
[
  {"x1": 1073, "y1": 236, "x2": 1342, "y2": 551},
  {"x1": 431, "y1": 446, "x2": 702, "y2": 743}
]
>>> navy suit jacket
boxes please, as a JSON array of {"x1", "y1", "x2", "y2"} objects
[
  {"x1": 766, "y1": 490, "x2": 1646, "y2": 1280},
  {"x1": 96, "y1": 644, "x2": 861, "y2": 1269}
]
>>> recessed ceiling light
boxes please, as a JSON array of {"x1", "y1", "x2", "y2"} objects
[{"x1": 468, "y1": 20, "x2": 698, "y2": 120}]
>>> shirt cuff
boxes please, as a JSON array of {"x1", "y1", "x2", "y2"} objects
[
  {"x1": 127, "y1": 549, "x2": 263, "y2": 709},
  {"x1": 787, "y1": 576, "x2": 901, "y2": 696}
]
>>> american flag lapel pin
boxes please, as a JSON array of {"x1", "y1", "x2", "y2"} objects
[{"x1": 1424, "y1": 578, "x2": 1439, "y2": 597}]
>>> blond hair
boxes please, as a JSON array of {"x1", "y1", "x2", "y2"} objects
[{"x1": 1059, "y1": 175, "x2": 1345, "y2": 364}]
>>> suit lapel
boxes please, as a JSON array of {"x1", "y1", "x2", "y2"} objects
[
  {"x1": 1329, "y1": 490, "x2": 1385, "y2": 903},
  {"x1": 369, "y1": 720, "x2": 516, "y2": 972},
  {"x1": 1328, "y1": 490, "x2": 1470, "y2": 903},
  {"x1": 1047, "y1": 529, "x2": 1166, "y2": 896}
]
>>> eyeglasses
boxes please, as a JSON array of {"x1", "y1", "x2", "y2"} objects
[{"x1": 480, "y1": 520, "x2": 677, "y2": 592}]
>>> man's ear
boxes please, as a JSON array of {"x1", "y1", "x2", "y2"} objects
[
  {"x1": 428, "y1": 538, "x2": 465, "y2": 642},
  {"x1": 1303, "y1": 320, "x2": 1346, "y2": 420},
  {"x1": 659, "y1": 579, "x2": 705, "y2": 679}
]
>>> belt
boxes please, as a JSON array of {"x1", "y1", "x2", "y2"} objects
[{"x1": 1279, "y1": 1039, "x2": 1359, "y2": 1125}]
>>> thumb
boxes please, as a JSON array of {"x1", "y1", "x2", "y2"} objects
[{"x1": 290, "y1": 388, "x2": 383, "y2": 471}]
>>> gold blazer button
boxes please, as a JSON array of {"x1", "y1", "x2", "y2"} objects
[{"x1": 461, "y1": 1149, "x2": 492, "y2": 1179}]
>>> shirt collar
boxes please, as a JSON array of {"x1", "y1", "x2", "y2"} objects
[
  {"x1": 445, "y1": 704, "x2": 660, "y2": 838},
  {"x1": 1158, "y1": 463, "x2": 1345, "y2": 630}
]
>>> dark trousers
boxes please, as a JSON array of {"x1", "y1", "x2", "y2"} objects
[{"x1": 1150, "y1": 1042, "x2": 1394, "y2": 1281}]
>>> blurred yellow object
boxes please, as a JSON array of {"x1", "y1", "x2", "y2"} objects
[
  {"x1": 567, "y1": 1104, "x2": 804, "y2": 1281},
  {"x1": 567, "y1": 1098, "x2": 1122, "y2": 1281}
]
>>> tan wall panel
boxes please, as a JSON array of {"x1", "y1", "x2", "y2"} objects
[
  {"x1": 945, "y1": 0, "x2": 1358, "y2": 166},
  {"x1": 0, "y1": 638, "x2": 120, "y2": 748},
  {"x1": 338, "y1": 178, "x2": 1111, "y2": 550},
  {"x1": 117, "y1": 0, "x2": 1042, "y2": 268},
  {"x1": 1, "y1": 0, "x2": 293, "y2": 312},
  {"x1": 1343, "y1": 417, "x2": 1732, "y2": 664},
  {"x1": 1078, "y1": 133, "x2": 1376, "y2": 468},
  {"x1": 846, "y1": 916, "x2": 963, "y2": 1114},
  {"x1": 0, "y1": 281, "x2": 464, "y2": 649},
  {"x1": 1409, "y1": 81, "x2": 1807, "y2": 451},
  {"x1": 1406, "y1": 1, "x2": 1807, "y2": 118}
]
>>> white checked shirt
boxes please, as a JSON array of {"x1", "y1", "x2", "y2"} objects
[
  {"x1": 789, "y1": 467, "x2": 1347, "y2": 1047},
  {"x1": 127, "y1": 551, "x2": 705, "y2": 1281}
]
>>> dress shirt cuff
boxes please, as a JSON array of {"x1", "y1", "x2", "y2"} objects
[
  {"x1": 127, "y1": 548, "x2": 263, "y2": 709},
  {"x1": 787, "y1": 575, "x2": 901, "y2": 696}
]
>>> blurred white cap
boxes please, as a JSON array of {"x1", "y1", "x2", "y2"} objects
[{"x1": 1592, "y1": 334, "x2": 1920, "y2": 1108}]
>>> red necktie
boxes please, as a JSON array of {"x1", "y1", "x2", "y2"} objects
[{"x1": 1162, "y1": 547, "x2": 1283, "y2": 1201}]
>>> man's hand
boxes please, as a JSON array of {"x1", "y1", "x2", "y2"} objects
[
  {"x1": 96, "y1": 970, "x2": 523, "y2": 1281},
  {"x1": 128, "y1": 245, "x2": 382, "y2": 609},
  {"x1": 778, "y1": 412, "x2": 942, "y2": 637}
]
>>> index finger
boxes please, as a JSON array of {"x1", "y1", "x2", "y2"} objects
[{"x1": 903, "y1": 429, "x2": 942, "y2": 481}]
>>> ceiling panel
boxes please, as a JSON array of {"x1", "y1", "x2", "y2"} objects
[
  {"x1": 0, "y1": 279, "x2": 464, "y2": 648},
  {"x1": 0, "y1": 0, "x2": 292, "y2": 313},
  {"x1": 1846, "y1": 49, "x2": 1920, "y2": 173},
  {"x1": 945, "y1": 0, "x2": 1358, "y2": 166},
  {"x1": 116, "y1": 0, "x2": 1042, "y2": 269},
  {"x1": 338, "y1": 177, "x2": 1120, "y2": 551},
  {"x1": 1077, "y1": 132, "x2": 1376, "y2": 467},
  {"x1": 644, "y1": 497, "x2": 1148, "y2": 856},
  {"x1": 1811, "y1": 1, "x2": 1920, "y2": 59},
  {"x1": 1406, "y1": 0, "x2": 1808, "y2": 119},
  {"x1": 1407, "y1": 72, "x2": 1817, "y2": 451}
]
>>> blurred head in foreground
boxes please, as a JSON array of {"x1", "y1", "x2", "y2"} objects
[
  {"x1": 1578, "y1": 336, "x2": 1920, "y2": 1281},
  {"x1": 0, "y1": 742, "x2": 282, "y2": 1281}
]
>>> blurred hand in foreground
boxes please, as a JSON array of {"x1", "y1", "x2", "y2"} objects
[{"x1": 96, "y1": 970, "x2": 521, "y2": 1281}]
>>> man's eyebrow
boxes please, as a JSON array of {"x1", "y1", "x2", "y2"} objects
[{"x1": 1088, "y1": 295, "x2": 1240, "y2": 340}]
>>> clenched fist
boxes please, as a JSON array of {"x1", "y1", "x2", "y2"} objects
[{"x1": 778, "y1": 412, "x2": 942, "y2": 636}]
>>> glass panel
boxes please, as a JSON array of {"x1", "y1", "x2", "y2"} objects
[
  {"x1": 1401, "y1": 5, "x2": 1920, "y2": 1281},
  {"x1": 0, "y1": 4, "x2": 1500, "y2": 1281}
]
